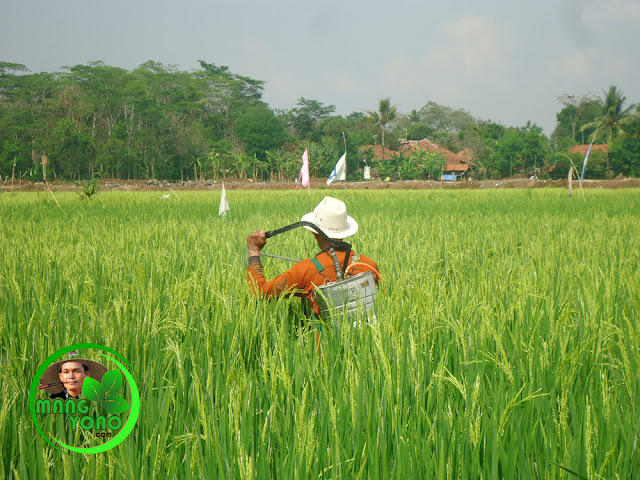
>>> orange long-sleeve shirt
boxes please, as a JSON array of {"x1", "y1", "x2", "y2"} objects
[{"x1": 247, "y1": 249, "x2": 379, "y2": 317}]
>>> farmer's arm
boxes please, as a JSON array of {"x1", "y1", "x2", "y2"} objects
[{"x1": 247, "y1": 230, "x2": 300, "y2": 297}]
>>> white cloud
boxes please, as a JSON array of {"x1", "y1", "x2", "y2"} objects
[
  {"x1": 548, "y1": 50, "x2": 594, "y2": 81},
  {"x1": 381, "y1": 54, "x2": 418, "y2": 91},
  {"x1": 423, "y1": 16, "x2": 510, "y2": 75},
  {"x1": 329, "y1": 73, "x2": 358, "y2": 94},
  {"x1": 562, "y1": 0, "x2": 597, "y2": 48},
  {"x1": 600, "y1": 0, "x2": 640, "y2": 21},
  {"x1": 235, "y1": 36, "x2": 313, "y2": 109},
  {"x1": 400, "y1": 15, "x2": 514, "y2": 104}
]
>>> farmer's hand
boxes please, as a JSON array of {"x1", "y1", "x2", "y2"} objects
[{"x1": 247, "y1": 230, "x2": 267, "y2": 257}]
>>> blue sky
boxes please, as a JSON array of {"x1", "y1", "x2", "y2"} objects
[{"x1": 2, "y1": 0, "x2": 639, "y2": 134}]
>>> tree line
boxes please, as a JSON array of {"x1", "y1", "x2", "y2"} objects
[{"x1": 1, "y1": 60, "x2": 639, "y2": 183}]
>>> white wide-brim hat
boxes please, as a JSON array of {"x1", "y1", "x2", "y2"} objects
[{"x1": 301, "y1": 196, "x2": 359, "y2": 239}]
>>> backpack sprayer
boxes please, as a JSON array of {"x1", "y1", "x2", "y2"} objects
[{"x1": 264, "y1": 221, "x2": 379, "y2": 326}]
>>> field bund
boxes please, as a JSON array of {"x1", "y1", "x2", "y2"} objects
[{"x1": 1, "y1": 189, "x2": 639, "y2": 478}]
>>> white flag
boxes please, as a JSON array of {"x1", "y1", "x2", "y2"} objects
[
  {"x1": 580, "y1": 143, "x2": 593, "y2": 182},
  {"x1": 326, "y1": 153, "x2": 346, "y2": 185},
  {"x1": 219, "y1": 182, "x2": 230, "y2": 216},
  {"x1": 297, "y1": 148, "x2": 309, "y2": 188}
]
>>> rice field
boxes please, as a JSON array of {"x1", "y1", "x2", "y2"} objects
[{"x1": 1, "y1": 188, "x2": 639, "y2": 479}]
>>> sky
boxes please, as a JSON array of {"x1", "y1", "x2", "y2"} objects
[{"x1": 2, "y1": 0, "x2": 639, "y2": 135}]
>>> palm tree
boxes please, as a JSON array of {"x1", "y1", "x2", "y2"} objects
[
  {"x1": 367, "y1": 98, "x2": 398, "y2": 161},
  {"x1": 408, "y1": 109, "x2": 421, "y2": 124},
  {"x1": 580, "y1": 86, "x2": 635, "y2": 145}
]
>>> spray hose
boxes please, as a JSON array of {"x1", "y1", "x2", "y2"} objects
[{"x1": 345, "y1": 262, "x2": 383, "y2": 285}]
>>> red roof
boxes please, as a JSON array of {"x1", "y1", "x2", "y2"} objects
[
  {"x1": 361, "y1": 138, "x2": 468, "y2": 167},
  {"x1": 569, "y1": 144, "x2": 608, "y2": 155},
  {"x1": 362, "y1": 145, "x2": 391, "y2": 159}
]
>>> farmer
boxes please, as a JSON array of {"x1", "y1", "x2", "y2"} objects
[
  {"x1": 40, "y1": 359, "x2": 106, "y2": 400},
  {"x1": 246, "y1": 196, "x2": 379, "y2": 318}
]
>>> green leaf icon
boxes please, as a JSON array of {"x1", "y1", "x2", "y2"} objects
[
  {"x1": 102, "y1": 394, "x2": 130, "y2": 415},
  {"x1": 102, "y1": 369, "x2": 122, "y2": 396},
  {"x1": 83, "y1": 377, "x2": 105, "y2": 402}
]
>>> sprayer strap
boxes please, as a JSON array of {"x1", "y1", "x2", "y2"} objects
[
  {"x1": 342, "y1": 248, "x2": 352, "y2": 275},
  {"x1": 311, "y1": 258, "x2": 325, "y2": 273}
]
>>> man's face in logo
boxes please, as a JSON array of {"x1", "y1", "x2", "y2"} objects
[{"x1": 58, "y1": 361, "x2": 87, "y2": 396}]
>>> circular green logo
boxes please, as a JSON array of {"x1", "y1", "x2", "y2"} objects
[{"x1": 29, "y1": 343, "x2": 140, "y2": 454}]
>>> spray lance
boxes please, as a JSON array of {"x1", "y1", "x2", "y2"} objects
[{"x1": 263, "y1": 221, "x2": 350, "y2": 281}]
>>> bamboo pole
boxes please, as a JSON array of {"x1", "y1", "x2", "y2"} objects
[
  {"x1": 342, "y1": 132, "x2": 347, "y2": 198},
  {"x1": 561, "y1": 153, "x2": 585, "y2": 202},
  {"x1": 41, "y1": 155, "x2": 61, "y2": 208}
]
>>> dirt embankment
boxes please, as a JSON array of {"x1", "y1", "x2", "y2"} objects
[{"x1": 3, "y1": 177, "x2": 640, "y2": 192}]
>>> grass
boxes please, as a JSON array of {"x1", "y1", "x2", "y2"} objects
[{"x1": 1, "y1": 188, "x2": 639, "y2": 479}]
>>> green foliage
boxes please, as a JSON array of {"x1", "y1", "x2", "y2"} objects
[
  {"x1": 284, "y1": 97, "x2": 336, "y2": 141},
  {"x1": 491, "y1": 122, "x2": 550, "y2": 177},
  {"x1": 579, "y1": 86, "x2": 636, "y2": 145},
  {"x1": 491, "y1": 128, "x2": 524, "y2": 177},
  {"x1": 49, "y1": 118, "x2": 93, "y2": 179},
  {"x1": 423, "y1": 149, "x2": 447, "y2": 180},
  {"x1": 418, "y1": 101, "x2": 475, "y2": 134},
  {"x1": 307, "y1": 141, "x2": 337, "y2": 178},
  {"x1": 552, "y1": 148, "x2": 610, "y2": 180},
  {"x1": 0, "y1": 61, "x2": 29, "y2": 77},
  {"x1": 234, "y1": 105, "x2": 288, "y2": 161},
  {"x1": 371, "y1": 151, "x2": 401, "y2": 180},
  {"x1": 552, "y1": 94, "x2": 602, "y2": 146},
  {"x1": 79, "y1": 177, "x2": 100, "y2": 199},
  {"x1": 0, "y1": 61, "x2": 271, "y2": 181},
  {"x1": 264, "y1": 149, "x2": 298, "y2": 181},
  {"x1": 367, "y1": 98, "x2": 398, "y2": 151},
  {"x1": 398, "y1": 153, "x2": 422, "y2": 180},
  {"x1": 609, "y1": 111, "x2": 640, "y2": 177},
  {"x1": 371, "y1": 147, "x2": 446, "y2": 181},
  {"x1": 197, "y1": 60, "x2": 265, "y2": 105},
  {"x1": 407, "y1": 123, "x2": 436, "y2": 141},
  {"x1": 2, "y1": 64, "x2": 640, "y2": 181},
  {"x1": 547, "y1": 154, "x2": 572, "y2": 180},
  {"x1": 0, "y1": 141, "x2": 25, "y2": 175},
  {"x1": 581, "y1": 150, "x2": 610, "y2": 179}
]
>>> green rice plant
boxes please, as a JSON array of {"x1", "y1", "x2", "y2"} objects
[
  {"x1": 79, "y1": 178, "x2": 100, "y2": 200},
  {"x1": 0, "y1": 188, "x2": 639, "y2": 478}
]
